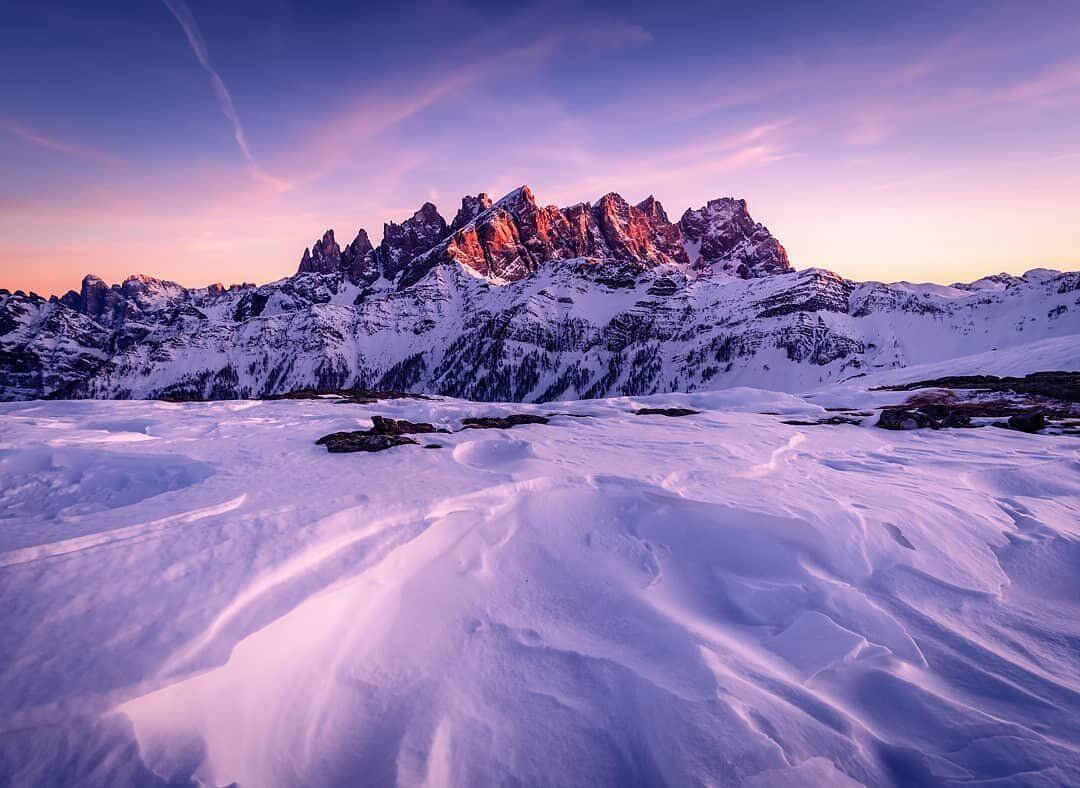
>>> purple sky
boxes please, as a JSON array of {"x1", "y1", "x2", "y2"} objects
[{"x1": 2, "y1": 0, "x2": 1079, "y2": 295}]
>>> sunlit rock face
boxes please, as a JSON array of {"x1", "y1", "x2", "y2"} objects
[
  {"x1": 2, "y1": 185, "x2": 1077, "y2": 402},
  {"x1": 422, "y1": 187, "x2": 697, "y2": 283}
]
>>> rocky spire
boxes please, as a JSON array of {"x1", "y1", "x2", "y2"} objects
[
  {"x1": 297, "y1": 229, "x2": 342, "y2": 275},
  {"x1": 341, "y1": 229, "x2": 377, "y2": 285}
]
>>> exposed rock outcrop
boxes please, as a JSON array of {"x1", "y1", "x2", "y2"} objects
[
  {"x1": 316, "y1": 431, "x2": 417, "y2": 453},
  {"x1": 634, "y1": 407, "x2": 700, "y2": 417},
  {"x1": 877, "y1": 409, "x2": 937, "y2": 430},
  {"x1": 461, "y1": 414, "x2": 550, "y2": 429},
  {"x1": 1007, "y1": 411, "x2": 1046, "y2": 433}
]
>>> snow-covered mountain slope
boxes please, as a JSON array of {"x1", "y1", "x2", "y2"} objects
[
  {"x1": 2, "y1": 187, "x2": 1077, "y2": 402},
  {"x1": 2, "y1": 389, "x2": 1079, "y2": 786}
]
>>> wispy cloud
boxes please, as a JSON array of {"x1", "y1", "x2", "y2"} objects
[
  {"x1": 998, "y1": 58, "x2": 1080, "y2": 106},
  {"x1": 535, "y1": 119, "x2": 796, "y2": 206},
  {"x1": 160, "y1": 0, "x2": 291, "y2": 191},
  {"x1": 0, "y1": 120, "x2": 119, "y2": 163},
  {"x1": 270, "y1": 9, "x2": 653, "y2": 189}
]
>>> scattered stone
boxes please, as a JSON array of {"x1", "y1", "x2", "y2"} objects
[
  {"x1": 940, "y1": 411, "x2": 973, "y2": 428},
  {"x1": 461, "y1": 414, "x2": 550, "y2": 430},
  {"x1": 371, "y1": 415, "x2": 444, "y2": 435},
  {"x1": 316, "y1": 431, "x2": 418, "y2": 453},
  {"x1": 876, "y1": 409, "x2": 936, "y2": 430},
  {"x1": 876, "y1": 404, "x2": 979, "y2": 431},
  {"x1": 315, "y1": 412, "x2": 444, "y2": 451},
  {"x1": 916, "y1": 403, "x2": 950, "y2": 421},
  {"x1": 1007, "y1": 411, "x2": 1046, "y2": 433},
  {"x1": 633, "y1": 407, "x2": 700, "y2": 417}
]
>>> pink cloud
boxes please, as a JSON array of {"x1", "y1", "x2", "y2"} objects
[
  {"x1": 0, "y1": 120, "x2": 121, "y2": 164},
  {"x1": 998, "y1": 58, "x2": 1080, "y2": 106}
]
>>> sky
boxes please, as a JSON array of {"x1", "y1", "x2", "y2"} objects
[{"x1": 1, "y1": 0, "x2": 1079, "y2": 296}]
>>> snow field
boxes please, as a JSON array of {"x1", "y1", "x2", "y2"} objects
[{"x1": 0, "y1": 388, "x2": 1078, "y2": 786}]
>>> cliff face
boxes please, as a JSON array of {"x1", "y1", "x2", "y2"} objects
[{"x1": 1, "y1": 186, "x2": 1076, "y2": 402}]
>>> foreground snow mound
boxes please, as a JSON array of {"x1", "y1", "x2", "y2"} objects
[{"x1": 1, "y1": 391, "x2": 1079, "y2": 786}]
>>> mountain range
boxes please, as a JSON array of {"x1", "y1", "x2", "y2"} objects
[{"x1": 1, "y1": 185, "x2": 1077, "y2": 401}]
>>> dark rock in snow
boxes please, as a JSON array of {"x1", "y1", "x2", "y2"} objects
[
  {"x1": 370, "y1": 415, "x2": 443, "y2": 435},
  {"x1": 461, "y1": 414, "x2": 550, "y2": 429},
  {"x1": 916, "y1": 403, "x2": 951, "y2": 421},
  {"x1": 1007, "y1": 411, "x2": 1046, "y2": 433},
  {"x1": 940, "y1": 411, "x2": 973, "y2": 428},
  {"x1": 316, "y1": 410, "x2": 446, "y2": 452},
  {"x1": 780, "y1": 415, "x2": 863, "y2": 426},
  {"x1": 878, "y1": 371, "x2": 1080, "y2": 403},
  {"x1": 316, "y1": 431, "x2": 418, "y2": 453},
  {"x1": 876, "y1": 409, "x2": 935, "y2": 430},
  {"x1": 634, "y1": 407, "x2": 700, "y2": 417}
]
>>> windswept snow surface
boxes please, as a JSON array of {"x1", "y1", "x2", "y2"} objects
[{"x1": 1, "y1": 389, "x2": 1079, "y2": 786}]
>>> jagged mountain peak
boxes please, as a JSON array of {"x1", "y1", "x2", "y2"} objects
[
  {"x1": 635, "y1": 195, "x2": 670, "y2": 223},
  {"x1": 297, "y1": 228, "x2": 343, "y2": 277},
  {"x1": 291, "y1": 185, "x2": 793, "y2": 288},
  {"x1": 680, "y1": 197, "x2": 789, "y2": 278},
  {"x1": 410, "y1": 201, "x2": 443, "y2": 223},
  {"x1": 595, "y1": 190, "x2": 629, "y2": 205},
  {"x1": 494, "y1": 184, "x2": 536, "y2": 207},
  {"x1": 450, "y1": 193, "x2": 493, "y2": 232}
]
